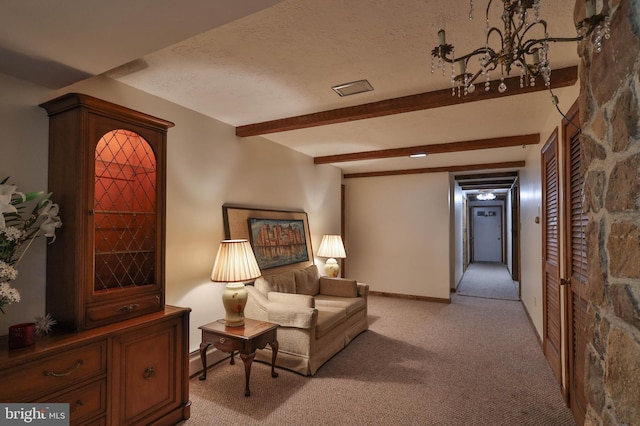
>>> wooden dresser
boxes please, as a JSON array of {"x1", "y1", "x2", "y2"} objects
[{"x1": 0, "y1": 306, "x2": 190, "y2": 425}]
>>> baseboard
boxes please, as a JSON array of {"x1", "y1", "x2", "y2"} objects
[
  {"x1": 188, "y1": 346, "x2": 230, "y2": 378},
  {"x1": 521, "y1": 301, "x2": 542, "y2": 348},
  {"x1": 369, "y1": 290, "x2": 450, "y2": 304}
]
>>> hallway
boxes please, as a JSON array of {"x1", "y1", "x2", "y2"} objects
[{"x1": 456, "y1": 262, "x2": 520, "y2": 301}]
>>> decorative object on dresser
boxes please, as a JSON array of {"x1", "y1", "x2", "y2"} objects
[
  {"x1": 40, "y1": 93, "x2": 173, "y2": 331},
  {"x1": 316, "y1": 234, "x2": 346, "y2": 277},
  {"x1": 32, "y1": 93, "x2": 191, "y2": 425},
  {"x1": 0, "y1": 178, "x2": 62, "y2": 315},
  {"x1": 211, "y1": 239, "x2": 262, "y2": 327}
]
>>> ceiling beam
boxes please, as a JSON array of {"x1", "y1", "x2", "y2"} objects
[
  {"x1": 343, "y1": 161, "x2": 525, "y2": 179},
  {"x1": 454, "y1": 171, "x2": 519, "y2": 181},
  {"x1": 314, "y1": 134, "x2": 538, "y2": 164},
  {"x1": 236, "y1": 66, "x2": 577, "y2": 137}
]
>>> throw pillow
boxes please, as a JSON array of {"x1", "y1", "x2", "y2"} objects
[
  {"x1": 319, "y1": 277, "x2": 358, "y2": 298},
  {"x1": 294, "y1": 265, "x2": 320, "y2": 295}
]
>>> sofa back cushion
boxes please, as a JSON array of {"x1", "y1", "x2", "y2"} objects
[
  {"x1": 294, "y1": 265, "x2": 320, "y2": 296},
  {"x1": 319, "y1": 277, "x2": 358, "y2": 298},
  {"x1": 254, "y1": 270, "x2": 296, "y2": 295}
]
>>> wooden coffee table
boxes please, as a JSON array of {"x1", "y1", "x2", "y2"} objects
[{"x1": 198, "y1": 318, "x2": 279, "y2": 396}]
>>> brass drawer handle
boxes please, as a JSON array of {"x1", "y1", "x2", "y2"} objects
[
  {"x1": 144, "y1": 366, "x2": 155, "y2": 380},
  {"x1": 70, "y1": 400, "x2": 84, "y2": 414},
  {"x1": 117, "y1": 303, "x2": 139, "y2": 313},
  {"x1": 219, "y1": 338, "x2": 226, "y2": 344},
  {"x1": 44, "y1": 360, "x2": 84, "y2": 377}
]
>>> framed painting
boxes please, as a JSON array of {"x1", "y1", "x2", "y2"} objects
[{"x1": 222, "y1": 205, "x2": 314, "y2": 273}]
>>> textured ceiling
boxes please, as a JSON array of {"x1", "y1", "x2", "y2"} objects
[{"x1": 1, "y1": 0, "x2": 582, "y2": 177}]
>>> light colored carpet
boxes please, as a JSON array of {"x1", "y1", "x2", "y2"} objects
[
  {"x1": 180, "y1": 291, "x2": 575, "y2": 425},
  {"x1": 456, "y1": 262, "x2": 520, "y2": 301}
]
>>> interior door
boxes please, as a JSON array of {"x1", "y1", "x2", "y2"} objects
[
  {"x1": 542, "y1": 130, "x2": 562, "y2": 384},
  {"x1": 563, "y1": 102, "x2": 587, "y2": 424},
  {"x1": 472, "y1": 206, "x2": 502, "y2": 262}
]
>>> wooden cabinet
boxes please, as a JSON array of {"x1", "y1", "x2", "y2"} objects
[
  {"x1": 40, "y1": 93, "x2": 174, "y2": 331},
  {"x1": 0, "y1": 307, "x2": 190, "y2": 426}
]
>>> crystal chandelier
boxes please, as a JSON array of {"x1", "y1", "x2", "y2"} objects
[{"x1": 431, "y1": 0, "x2": 610, "y2": 97}]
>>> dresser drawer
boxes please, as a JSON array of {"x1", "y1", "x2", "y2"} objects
[
  {"x1": 86, "y1": 293, "x2": 161, "y2": 327},
  {"x1": 41, "y1": 379, "x2": 106, "y2": 425},
  {"x1": 0, "y1": 341, "x2": 107, "y2": 401}
]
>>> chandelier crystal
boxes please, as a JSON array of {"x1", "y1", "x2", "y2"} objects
[{"x1": 431, "y1": 0, "x2": 610, "y2": 97}]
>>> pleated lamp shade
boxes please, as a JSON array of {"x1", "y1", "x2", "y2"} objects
[
  {"x1": 211, "y1": 239, "x2": 261, "y2": 283},
  {"x1": 210, "y1": 239, "x2": 261, "y2": 327},
  {"x1": 317, "y1": 235, "x2": 346, "y2": 259}
]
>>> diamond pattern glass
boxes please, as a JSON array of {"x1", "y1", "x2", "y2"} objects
[{"x1": 94, "y1": 130, "x2": 156, "y2": 292}]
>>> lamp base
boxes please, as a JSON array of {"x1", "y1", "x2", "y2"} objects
[
  {"x1": 323, "y1": 258, "x2": 340, "y2": 278},
  {"x1": 222, "y1": 282, "x2": 248, "y2": 327}
]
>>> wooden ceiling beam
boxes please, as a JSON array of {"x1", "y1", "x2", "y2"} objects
[
  {"x1": 454, "y1": 171, "x2": 519, "y2": 181},
  {"x1": 236, "y1": 66, "x2": 577, "y2": 137},
  {"x1": 314, "y1": 134, "x2": 538, "y2": 164},
  {"x1": 343, "y1": 161, "x2": 525, "y2": 179}
]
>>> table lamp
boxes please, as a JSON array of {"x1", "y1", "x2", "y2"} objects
[
  {"x1": 211, "y1": 239, "x2": 261, "y2": 327},
  {"x1": 317, "y1": 234, "x2": 346, "y2": 277}
]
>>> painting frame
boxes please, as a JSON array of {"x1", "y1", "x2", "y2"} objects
[{"x1": 222, "y1": 204, "x2": 314, "y2": 274}]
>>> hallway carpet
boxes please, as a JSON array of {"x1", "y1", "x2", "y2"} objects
[
  {"x1": 181, "y1": 293, "x2": 575, "y2": 425},
  {"x1": 456, "y1": 262, "x2": 520, "y2": 301}
]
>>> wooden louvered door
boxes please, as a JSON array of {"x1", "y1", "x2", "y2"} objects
[
  {"x1": 563, "y1": 102, "x2": 587, "y2": 424},
  {"x1": 541, "y1": 129, "x2": 562, "y2": 384}
]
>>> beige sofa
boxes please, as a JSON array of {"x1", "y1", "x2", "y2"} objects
[{"x1": 244, "y1": 265, "x2": 369, "y2": 376}]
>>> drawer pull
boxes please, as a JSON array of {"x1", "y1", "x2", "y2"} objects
[
  {"x1": 70, "y1": 400, "x2": 84, "y2": 414},
  {"x1": 144, "y1": 366, "x2": 155, "y2": 380},
  {"x1": 44, "y1": 360, "x2": 84, "y2": 377},
  {"x1": 117, "y1": 303, "x2": 139, "y2": 313},
  {"x1": 219, "y1": 338, "x2": 226, "y2": 344}
]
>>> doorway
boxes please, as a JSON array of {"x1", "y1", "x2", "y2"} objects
[{"x1": 472, "y1": 205, "x2": 503, "y2": 263}]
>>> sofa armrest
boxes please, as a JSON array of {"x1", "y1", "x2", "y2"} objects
[
  {"x1": 357, "y1": 282, "x2": 369, "y2": 298},
  {"x1": 245, "y1": 285, "x2": 317, "y2": 329}
]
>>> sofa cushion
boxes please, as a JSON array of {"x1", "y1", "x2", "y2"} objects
[
  {"x1": 315, "y1": 295, "x2": 366, "y2": 317},
  {"x1": 255, "y1": 270, "x2": 296, "y2": 295},
  {"x1": 268, "y1": 291, "x2": 315, "y2": 308},
  {"x1": 315, "y1": 307, "x2": 346, "y2": 338},
  {"x1": 319, "y1": 277, "x2": 358, "y2": 298},
  {"x1": 294, "y1": 265, "x2": 320, "y2": 296}
]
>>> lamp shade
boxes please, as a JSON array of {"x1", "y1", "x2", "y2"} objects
[
  {"x1": 211, "y1": 239, "x2": 261, "y2": 283},
  {"x1": 317, "y1": 235, "x2": 346, "y2": 259}
]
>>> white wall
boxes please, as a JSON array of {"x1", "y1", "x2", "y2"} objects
[
  {"x1": 344, "y1": 172, "x2": 450, "y2": 300},
  {"x1": 451, "y1": 178, "x2": 465, "y2": 290},
  {"x1": 506, "y1": 187, "x2": 513, "y2": 274},
  {"x1": 0, "y1": 74, "x2": 342, "y2": 353}
]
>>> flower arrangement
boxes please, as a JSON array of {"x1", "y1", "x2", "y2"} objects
[{"x1": 0, "y1": 177, "x2": 62, "y2": 313}]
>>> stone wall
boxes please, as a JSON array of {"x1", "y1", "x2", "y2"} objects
[{"x1": 578, "y1": 0, "x2": 640, "y2": 424}]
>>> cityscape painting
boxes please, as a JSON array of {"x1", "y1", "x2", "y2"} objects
[{"x1": 248, "y1": 218, "x2": 309, "y2": 269}]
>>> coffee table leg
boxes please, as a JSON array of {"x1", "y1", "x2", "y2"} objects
[
  {"x1": 199, "y1": 342, "x2": 212, "y2": 380},
  {"x1": 240, "y1": 352, "x2": 255, "y2": 397},
  {"x1": 270, "y1": 340, "x2": 279, "y2": 378}
]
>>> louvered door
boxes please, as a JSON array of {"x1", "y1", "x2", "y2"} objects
[
  {"x1": 541, "y1": 130, "x2": 562, "y2": 384},
  {"x1": 563, "y1": 102, "x2": 587, "y2": 424}
]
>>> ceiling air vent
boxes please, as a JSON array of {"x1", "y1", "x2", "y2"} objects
[{"x1": 331, "y1": 79, "x2": 374, "y2": 97}]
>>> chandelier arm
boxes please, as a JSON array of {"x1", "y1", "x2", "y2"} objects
[{"x1": 440, "y1": 47, "x2": 499, "y2": 65}]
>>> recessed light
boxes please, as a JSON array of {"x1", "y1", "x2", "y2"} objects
[
  {"x1": 332, "y1": 79, "x2": 374, "y2": 97},
  {"x1": 410, "y1": 153, "x2": 427, "y2": 158}
]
